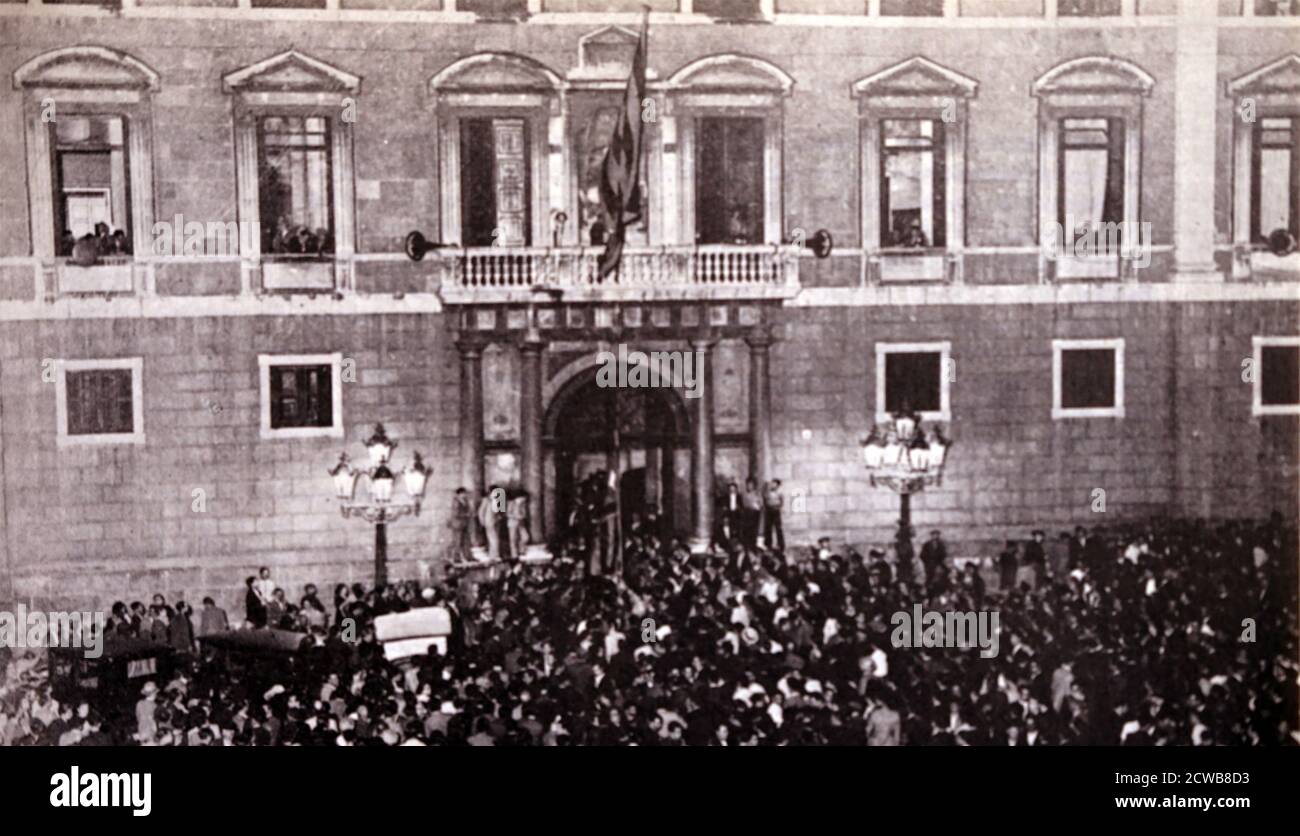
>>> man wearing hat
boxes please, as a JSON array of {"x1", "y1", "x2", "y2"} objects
[
  {"x1": 450, "y1": 487, "x2": 474, "y2": 562},
  {"x1": 997, "y1": 539, "x2": 1020, "y2": 593},
  {"x1": 477, "y1": 485, "x2": 503, "y2": 561},
  {"x1": 1023, "y1": 529, "x2": 1047, "y2": 573},
  {"x1": 919, "y1": 529, "x2": 947, "y2": 589}
]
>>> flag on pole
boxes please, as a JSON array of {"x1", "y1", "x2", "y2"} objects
[{"x1": 597, "y1": 10, "x2": 649, "y2": 280}]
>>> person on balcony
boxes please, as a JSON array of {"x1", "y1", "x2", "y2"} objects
[
  {"x1": 93, "y1": 222, "x2": 112, "y2": 256},
  {"x1": 477, "y1": 486, "x2": 503, "y2": 561},
  {"x1": 70, "y1": 233, "x2": 100, "y2": 267},
  {"x1": 893, "y1": 219, "x2": 929, "y2": 249},
  {"x1": 450, "y1": 487, "x2": 474, "y2": 563},
  {"x1": 507, "y1": 489, "x2": 529, "y2": 561},
  {"x1": 717, "y1": 481, "x2": 741, "y2": 549}
]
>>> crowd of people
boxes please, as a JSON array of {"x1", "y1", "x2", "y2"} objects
[{"x1": 1, "y1": 514, "x2": 1296, "y2": 746}]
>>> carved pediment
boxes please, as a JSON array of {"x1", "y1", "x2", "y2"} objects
[
  {"x1": 13, "y1": 46, "x2": 160, "y2": 91},
  {"x1": 580, "y1": 25, "x2": 638, "y2": 70},
  {"x1": 568, "y1": 26, "x2": 660, "y2": 84},
  {"x1": 430, "y1": 53, "x2": 564, "y2": 93},
  {"x1": 223, "y1": 50, "x2": 360, "y2": 94},
  {"x1": 852, "y1": 57, "x2": 978, "y2": 99},
  {"x1": 1228, "y1": 54, "x2": 1300, "y2": 96},
  {"x1": 1034, "y1": 56, "x2": 1154, "y2": 97},
  {"x1": 667, "y1": 54, "x2": 794, "y2": 94}
]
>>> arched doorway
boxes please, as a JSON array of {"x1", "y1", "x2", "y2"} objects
[{"x1": 543, "y1": 370, "x2": 691, "y2": 544}]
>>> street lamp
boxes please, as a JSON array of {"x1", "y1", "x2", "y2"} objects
[
  {"x1": 329, "y1": 424, "x2": 430, "y2": 588},
  {"x1": 860, "y1": 410, "x2": 951, "y2": 566}
]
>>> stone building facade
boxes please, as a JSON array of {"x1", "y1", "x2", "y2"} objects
[{"x1": 0, "y1": 0, "x2": 1297, "y2": 614}]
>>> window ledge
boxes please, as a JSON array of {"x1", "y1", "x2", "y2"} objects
[
  {"x1": 1053, "y1": 253, "x2": 1120, "y2": 280},
  {"x1": 56, "y1": 430, "x2": 146, "y2": 448},
  {"x1": 1250, "y1": 250, "x2": 1300, "y2": 273},
  {"x1": 262, "y1": 259, "x2": 338, "y2": 292},
  {"x1": 259, "y1": 425, "x2": 345, "y2": 441},
  {"x1": 56, "y1": 260, "x2": 137, "y2": 295},
  {"x1": 1051, "y1": 406, "x2": 1125, "y2": 420},
  {"x1": 875, "y1": 409, "x2": 950, "y2": 424},
  {"x1": 876, "y1": 250, "x2": 950, "y2": 283},
  {"x1": 1253, "y1": 404, "x2": 1300, "y2": 416}
]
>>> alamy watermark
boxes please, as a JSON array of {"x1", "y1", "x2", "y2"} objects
[
  {"x1": 151, "y1": 215, "x2": 259, "y2": 257},
  {"x1": 890, "y1": 604, "x2": 1000, "y2": 659},
  {"x1": 594, "y1": 343, "x2": 704, "y2": 399},
  {"x1": 1041, "y1": 215, "x2": 1152, "y2": 268},
  {"x1": 0, "y1": 606, "x2": 105, "y2": 659}
]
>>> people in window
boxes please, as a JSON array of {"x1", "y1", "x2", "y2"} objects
[
  {"x1": 267, "y1": 217, "x2": 334, "y2": 257},
  {"x1": 892, "y1": 218, "x2": 930, "y2": 249},
  {"x1": 727, "y1": 205, "x2": 755, "y2": 244},
  {"x1": 64, "y1": 222, "x2": 131, "y2": 264}
]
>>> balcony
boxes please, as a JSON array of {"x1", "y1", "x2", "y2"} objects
[
  {"x1": 53, "y1": 256, "x2": 137, "y2": 297},
  {"x1": 436, "y1": 244, "x2": 801, "y2": 304},
  {"x1": 261, "y1": 256, "x2": 338, "y2": 293}
]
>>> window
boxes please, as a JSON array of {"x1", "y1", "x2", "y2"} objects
[
  {"x1": 55, "y1": 358, "x2": 145, "y2": 446},
  {"x1": 429, "y1": 53, "x2": 563, "y2": 250},
  {"x1": 224, "y1": 50, "x2": 359, "y2": 294},
  {"x1": 1252, "y1": 337, "x2": 1300, "y2": 415},
  {"x1": 854, "y1": 57, "x2": 976, "y2": 283},
  {"x1": 881, "y1": 119, "x2": 945, "y2": 249},
  {"x1": 259, "y1": 116, "x2": 334, "y2": 259},
  {"x1": 460, "y1": 118, "x2": 531, "y2": 247},
  {"x1": 1228, "y1": 56, "x2": 1300, "y2": 277},
  {"x1": 252, "y1": 0, "x2": 325, "y2": 6},
  {"x1": 1254, "y1": 0, "x2": 1298, "y2": 16},
  {"x1": 1251, "y1": 117, "x2": 1298, "y2": 245},
  {"x1": 52, "y1": 116, "x2": 133, "y2": 258},
  {"x1": 259, "y1": 354, "x2": 344, "y2": 439},
  {"x1": 461, "y1": 0, "x2": 530, "y2": 18},
  {"x1": 695, "y1": 117, "x2": 765, "y2": 245},
  {"x1": 1034, "y1": 57, "x2": 1152, "y2": 282},
  {"x1": 1059, "y1": 0, "x2": 1123, "y2": 14},
  {"x1": 695, "y1": 0, "x2": 765, "y2": 19},
  {"x1": 666, "y1": 54, "x2": 792, "y2": 247},
  {"x1": 875, "y1": 342, "x2": 952, "y2": 423},
  {"x1": 1052, "y1": 339, "x2": 1124, "y2": 419},
  {"x1": 14, "y1": 47, "x2": 159, "y2": 298},
  {"x1": 880, "y1": 0, "x2": 944, "y2": 15},
  {"x1": 1059, "y1": 117, "x2": 1126, "y2": 254},
  {"x1": 576, "y1": 105, "x2": 649, "y2": 248}
]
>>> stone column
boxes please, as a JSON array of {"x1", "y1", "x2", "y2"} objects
[
  {"x1": 746, "y1": 326, "x2": 774, "y2": 488},
  {"x1": 689, "y1": 337, "x2": 715, "y2": 553},
  {"x1": 519, "y1": 338, "x2": 545, "y2": 545},
  {"x1": 0, "y1": 357, "x2": 10, "y2": 609},
  {"x1": 456, "y1": 337, "x2": 485, "y2": 501},
  {"x1": 1171, "y1": 0, "x2": 1221, "y2": 282}
]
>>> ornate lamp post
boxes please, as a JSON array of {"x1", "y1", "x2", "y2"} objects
[
  {"x1": 860, "y1": 410, "x2": 951, "y2": 566},
  {"x1": 329, "y1": 424, "x2": 430, "y2": 589}
]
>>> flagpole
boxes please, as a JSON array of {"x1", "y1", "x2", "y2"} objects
[{"x1": 612, "y1": 382, "x2": 623, "y2": 574}]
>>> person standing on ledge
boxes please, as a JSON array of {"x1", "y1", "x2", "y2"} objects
[
  {"x1": 450, "y1": 487, "x2": 474, "y2": 562},
  {"x1": 478, "y1": 486, "x2": 503, "y2": 561},
  {"x1": 507, "y1": 489, "x2": 530, "y2": 561}
]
